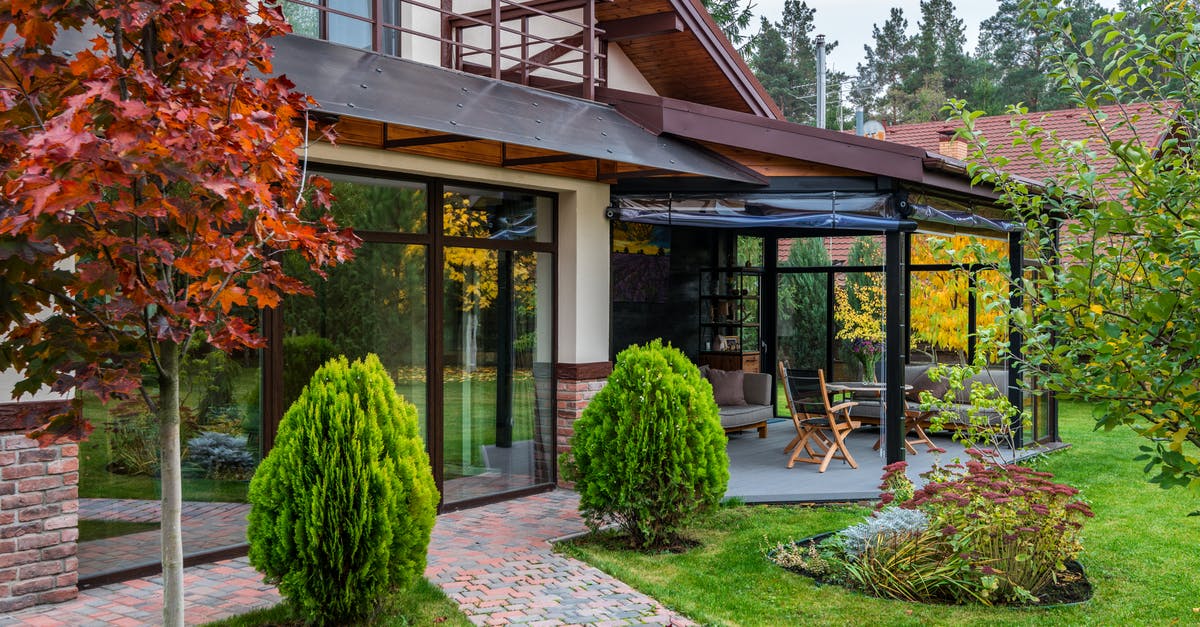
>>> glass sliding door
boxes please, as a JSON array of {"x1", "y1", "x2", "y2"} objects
[{"x1": 440, "y1": 184, "x2": 554, "y2": 504}]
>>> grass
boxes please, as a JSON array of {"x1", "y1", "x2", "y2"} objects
[
  {"x1": 204, "y1": 578, "x2": 472, "y2": 627},
  {"x1": 78, "y1": 519, "x2": 159, "y2": 542},
  {"x1": 558, "y1": 401, "x2": 1200, "y2": 626}
]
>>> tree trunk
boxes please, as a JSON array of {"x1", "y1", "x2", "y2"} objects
[{"x1": 158, "y1": 341, "x2": 184, "y2": 627}]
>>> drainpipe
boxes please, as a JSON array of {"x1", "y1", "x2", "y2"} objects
[{"x1": 815, "y1": 34, "x2": 827, "y2": 129}]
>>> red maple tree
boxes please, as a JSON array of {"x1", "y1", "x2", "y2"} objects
[{"x1": 0, "y1": 1, "x2": 357, "y2": 622}]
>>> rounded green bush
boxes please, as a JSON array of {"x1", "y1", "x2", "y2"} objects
[
  {"x1": 247, "y1": 354, "x2": 438, "y2": 625},
  {"x1": 560, "y1": 340, "x2": 729, "y2": 549}
]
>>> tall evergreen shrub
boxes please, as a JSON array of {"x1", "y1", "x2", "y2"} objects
[
  {"x1": 247, "y1": 354, "x2": 438, "y2": 625},
  {"x1": 560, "y1": 340, "x2": 729, "y2": 549}
]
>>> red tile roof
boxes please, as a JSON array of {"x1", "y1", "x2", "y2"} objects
[{"x1": 880, "y1": 102, "x2": 1177, "y2": 180}]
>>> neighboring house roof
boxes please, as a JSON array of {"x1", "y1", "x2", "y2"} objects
[
  {"x1": 598, "y1": 0, "x2": 783, "y2": 119},
  {"x1": 882, "y1": 102, "x2": 1176, "y2": 180}
]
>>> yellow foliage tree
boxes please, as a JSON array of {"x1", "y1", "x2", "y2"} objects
[{"x1": 909, "y1": 235, "x2": 1008, "y2": 361}]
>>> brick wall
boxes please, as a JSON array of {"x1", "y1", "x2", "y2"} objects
[
  {"x1": 554, "y1": 363, "x2": 612, "y2": 488},
  {"x1": 0, "y1": 402, "x2": 79, "y2": 612}
]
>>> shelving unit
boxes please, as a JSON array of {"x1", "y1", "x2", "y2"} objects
[{"x1": 698, "y1": 267, "x2": 762, "y2": 372}]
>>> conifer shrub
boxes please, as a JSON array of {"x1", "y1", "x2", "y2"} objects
[
  {"x1": 247, "y1": 354, "x2": 438, "y2": 625},
  {"x1": 560, "y1": 340, "x2": 729, "y2": 549}
]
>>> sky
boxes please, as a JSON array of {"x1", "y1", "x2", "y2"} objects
[{"x1": 752, "y1": 0, "x2": 1119, "y2": 76}]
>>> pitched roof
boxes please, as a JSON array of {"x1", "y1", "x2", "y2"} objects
[
  {"x1": 597, "y1": 0, "x2": 783, "y2": 119},
  {"x1": 881, "y1": 102, "x2": 1177, "y2": 180}
]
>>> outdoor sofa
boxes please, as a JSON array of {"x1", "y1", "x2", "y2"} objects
[
  {"x1": 700, "y1": 366, "x2": 774, "y2": 437},
  {"x1": 848, "y1": 363, "x2": 1010, "y2": 431}
]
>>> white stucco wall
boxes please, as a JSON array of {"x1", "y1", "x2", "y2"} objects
[
  {"x1": 304, "y1": 142, "x2": 612, "y2": 365},
  {"x1": 605, "y1": 44, "x2": 658, "y2": 95},
  {"x1": 0, "y1": 368, "x2": 71, "y2": 404}
]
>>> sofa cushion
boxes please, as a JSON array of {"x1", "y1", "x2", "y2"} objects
[
  {"x1": 718, "y1": 403, "x2": 773, "y2": 429},
  {"x1": 906, "y1": 364, "x2": 951, "y2": 402},
  {"x1": 707, "y1": 368, "x2": 746, "y2": 406}
]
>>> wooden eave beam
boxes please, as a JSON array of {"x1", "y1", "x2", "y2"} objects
[
  {"x1": 502, "y1": 153, "x2": 594, "y2": 167},
  {"x1": 383, "y1": 134, "x2": 476, "y2": 148},
  {"x1": 597, "y1": 12, "x2": 685, "y2": 42}
]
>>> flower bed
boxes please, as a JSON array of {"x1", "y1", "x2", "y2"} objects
[{"x1": 768, "y1": 452, "x2": 1095, "y2": 606}]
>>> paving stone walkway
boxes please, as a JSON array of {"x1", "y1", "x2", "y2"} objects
[{"x1": 1, "y1": 490, "x2": 694, "y2": 626}]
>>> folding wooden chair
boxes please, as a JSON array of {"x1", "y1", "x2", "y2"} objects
[
  {"x1": 778, "y1": 361, "x2": 829, "y2": 468},
  {"x1": 783, "y1": 368, "x2": 863, "y2": 472}
]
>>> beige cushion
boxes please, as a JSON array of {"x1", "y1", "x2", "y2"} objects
[{"x1": 707, "y1": 368, "x2": 746, "y2": 406}]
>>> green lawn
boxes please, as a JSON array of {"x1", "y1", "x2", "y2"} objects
[
  {"x1": 558, "y1": 402, "x2": 1200, "y2": 626},
  {"x1": 204, "y1": 578, "x2": 471, "y2": 627}
]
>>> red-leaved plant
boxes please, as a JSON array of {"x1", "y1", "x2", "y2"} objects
[{"x1": 881, "y1": 450, "x2": 1094, "y2": 604}]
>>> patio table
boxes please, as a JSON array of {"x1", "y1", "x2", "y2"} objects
[{"x1": 825, "y1": 382, "x2": 936, "y2": 454}]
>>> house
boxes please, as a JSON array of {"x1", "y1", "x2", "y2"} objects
[{"x1": 0, "y1": 0, "x2": 1054, "y2": 609}]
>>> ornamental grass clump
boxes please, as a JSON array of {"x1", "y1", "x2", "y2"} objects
[
  {"x1": 771, "y1": 455, "x2": 1094, "y2": 606},
  {"x1": 247, "y1": 355, "x2": 438, "y2": 625},
  {"x1": 559, "y1": 340, "x2": 729, "y2": 550}
]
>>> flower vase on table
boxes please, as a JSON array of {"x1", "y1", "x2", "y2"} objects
[{"x1": 850, "y1": 339, "x2": 882, "y2": 383}]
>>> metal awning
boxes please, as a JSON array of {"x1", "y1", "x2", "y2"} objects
[
  {"x1": 613, "y1": 193, "x2": 913, "y2": 231},
  {"x1": 268, "y1": 35, "x2": 766, "y2": 185},
  {"x1": 613, "y1": 194, "x2": 1023, "y2": 233}
]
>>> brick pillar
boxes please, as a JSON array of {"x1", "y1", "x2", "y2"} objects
[
  {"x1": 554, "y1": 362, "x2": 612, "y2": 488},
  {"x1": 0, "y1": 400, "x2": 80, "y2": 612}
]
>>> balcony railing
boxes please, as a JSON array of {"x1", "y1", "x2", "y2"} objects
[{"x1": 282, "y1": 0, "x2": 607, "y2": 99}]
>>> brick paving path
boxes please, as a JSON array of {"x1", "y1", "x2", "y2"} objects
[{"x1": 1, "y1": 490, "x2": 694, "y2": 626}]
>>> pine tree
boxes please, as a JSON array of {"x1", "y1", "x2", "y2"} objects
[
  {"x1": 908, "y1": 0, "x2": 970, "y2": 111},
  {"x1": 703, "y1": 0, "x2": 756, "y2": 49},
  {"x1": 856, "y1": 7, "x2": 912, "y2": 123},
  {"x1": 750, "y1": 17, "x2": 807, "y2": 121},
  {"x1": 976, "y1": 0, "x2": 1107, "y2": 112}
]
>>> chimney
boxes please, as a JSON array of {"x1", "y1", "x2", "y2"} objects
[
  {"x1": 937, "y1": 128, "x2": 968, "y2": 160},
  {"x1": 815, "y1": 34, "x2": 826, "y2": 129}
]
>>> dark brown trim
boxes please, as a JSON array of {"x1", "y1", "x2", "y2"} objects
[
  {"x1": 0, "y1": 399, "x2": 76, "y2": 433},
  {"x1": 439, "y1": 483, "x2": 556, "y2": 513},
  {"x1": 556, "y1": 361, "x2": 613, "y2": 380},
  {"x1": 502, "y1": 153, "x2": 593, "y2": 167},
  {"x1": 383, "y1": 133, "x2": 477, "y2": 148},
  {"x1": 597, "y1": 12, "x2": 684, "y2": 41}
]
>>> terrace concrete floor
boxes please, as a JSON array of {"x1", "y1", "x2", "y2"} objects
[{"x1": 724, "y1": 419, "x2": 968, "y2": 503}]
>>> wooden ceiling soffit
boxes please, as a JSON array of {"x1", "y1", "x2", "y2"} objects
[{"x1": 597, "y1": 12, "x2": 684, "y2": 41}]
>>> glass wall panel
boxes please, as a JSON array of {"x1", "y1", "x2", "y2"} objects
[
  {"x1": 327, "y1": 0, "x2": 372, "y2": 49},
  {"x1": 909, "y1": 270, "x2": 969, "y2": 364},
  {"x1": 283, "y1": 242, "x2": 429, "y2": 437},
  {"x1": 777, "y1": 237, "x2": 831, "y2": 268},
  {"x1": 76, "y1": 331, "x2": 263, "y2": 578},
  {"x1": 443, "y1": 185, "x2": 552, "y2": 242},
  {"x1": 442, "y1": 249, "x2": 553, "y2": 504},
  {"x1": 320, "y1": 174, "x2": 427, "y2": 233},
  {"x1": 834, "y1": 270, "x2": 885, "y2": 382}
]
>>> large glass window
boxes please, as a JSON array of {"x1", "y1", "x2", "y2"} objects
[
  {"x1": 283, "y1": 241, "x2": 429, "y2": 434},
  {"x1": 441, "y1": 249, "x2": 554, "y2": 503}
]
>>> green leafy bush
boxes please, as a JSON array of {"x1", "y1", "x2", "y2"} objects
[
  {"x1": 247, "y1": 354, "x2": 438, "y2": 625},
  {"x1": 559, "y1": 340, "x2": 728, "y2": 549}
]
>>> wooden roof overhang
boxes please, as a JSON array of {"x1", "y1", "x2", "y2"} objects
[
  {"x1": 269, "y1": 35, "x2": 767, "y2": 185},
  {"x1": 596, "y1": 0, "x2": 782, "y2": 118}
]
